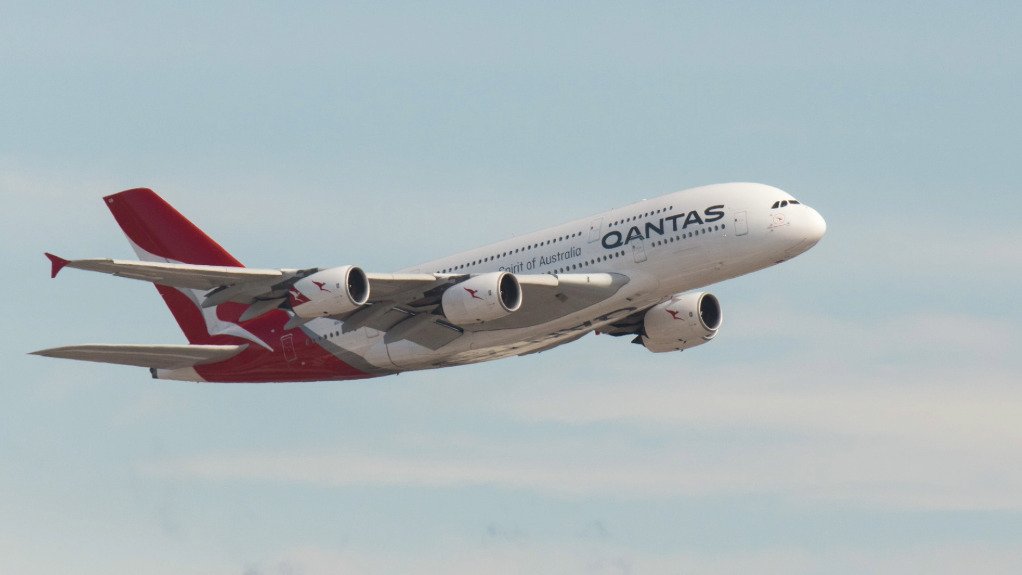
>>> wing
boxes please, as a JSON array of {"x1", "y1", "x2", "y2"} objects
[
  {"x1": 45, "y1": 253, "x2": 456, "y2": 346},
  {"x1": 473, "y1": 272, "x2": 630, "y2": 331},
  {"x1": 46, "y1": 253, "x2": 289, "y2": 289},
  {"x1": 45, "y1": 253, "x2": 630, "y2": 350},
  {"x1": 347, "y1": 272, "x2": 631, "y2": 350},
  {"x1": 45, "y1": 253, "x2": 442, "y2": 306},
  {"x1": 30, "y1": 344, "x2": 247, "y2": 370}
]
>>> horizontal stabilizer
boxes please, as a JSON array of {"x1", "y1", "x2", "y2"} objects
[{"x1": 30, "y1": 344, "x2": 247, "y2": 369}]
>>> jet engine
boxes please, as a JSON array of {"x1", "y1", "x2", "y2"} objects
[
  {"x1": 639, "y1": 292, "x2": 722, "y2": 352},
  {"x1": 289, "y1": 266, "x2": 370, "y2": 318},
  {"x1": 441, "y1": 272, "x2": 522, "y2": 325}
]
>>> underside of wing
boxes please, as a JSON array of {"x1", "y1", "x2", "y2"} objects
[
  {"x1": 344, "y1": 272, "x2": 631, "y2": 349},
  {"x1": 30, "y1": 344, "x2": 248, "y2": 370},
  {"x1": 476, "y1": 272, "x2": 630, "y2": 331},
  {"x1": 365, "y1": 272, "x2": 452, "y2": 301}
]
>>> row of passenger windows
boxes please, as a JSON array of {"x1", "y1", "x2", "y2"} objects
[
  {"x1": 771, "y1": 199, "x2": 800, "y2": 209},
  {"x1": 437, "y1": 230, "x2": 584, "y2": 273},
  {"x1": 435, "y1": 221, "x2": 725, "y2": 275},
  {"x1": 549, "y1": 250, "x2": 626, "y2": 274},
  {"x1": 609, "y1": 206, "x2": 674, "y2": 228},
  {"x1": 649, "y1": 224, "x2": 724, "y2": 247},
  {"x1": 437, "y1": 205, "x2": 687, "y2": 272}
]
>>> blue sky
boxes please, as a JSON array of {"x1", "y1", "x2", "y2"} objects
[{"x1": 3, "y1": 2, "x2": 1021, "y2": 573}]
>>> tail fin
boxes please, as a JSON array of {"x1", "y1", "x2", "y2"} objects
[
  {"x1": 105, "y1": 188, "x2": 242, "y2": 266},
  {"x1": 105, "y1": 189, "x2": 246, "y2": 344}
]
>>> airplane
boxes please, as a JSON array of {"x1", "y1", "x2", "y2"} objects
[{"x1": 31, "y1": 183, "x2": 826, "y2": 382}]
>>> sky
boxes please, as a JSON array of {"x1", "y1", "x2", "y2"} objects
[{"x1": 2, "y1": 1, "x2": 1021, "y2": 573}]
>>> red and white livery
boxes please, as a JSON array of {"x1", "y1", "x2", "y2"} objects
[{"x1": 33, "y1": 183, "x2": 825, "y2": 382}]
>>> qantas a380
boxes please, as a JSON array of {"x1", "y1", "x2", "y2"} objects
[{"x1": 32, "y1": 183, "x2": 826, "y2": 382}]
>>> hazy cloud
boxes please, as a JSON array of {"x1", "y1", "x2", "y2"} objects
[{"x1": 238, "y1": 541, "x2": 1022, "y2": 575}]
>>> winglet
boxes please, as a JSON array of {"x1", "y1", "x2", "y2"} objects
[{"x1": 45, "y1": 252, "x2": 70, "y2": 278}]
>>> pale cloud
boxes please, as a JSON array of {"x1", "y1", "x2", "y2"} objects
[
  {"x1": 239, "y1": 541, "x2": 1022, "y2": 575},
  {"x1": 0, "y1": 531, "x2": 234, "y2": 575},
  {"x1": 110, "y1": 390, "x2": 185, "y2": 427},
  {"x1": 729, "y1": 306, "x2": 1018, "y2": 363},
  {"x1": 239, "y1": 544, "x2": 600, "y2": 575},
  {"x1": 506, "y1": 367, "x2": 1022, "y2": 442},
  {"x1": 871, "y1": 226, "x2": 1022, "y2": 274},
  {"x1": 0, "y1": 160, "x2": 112, "y2": 202},
  {"x1": 137, "y1": 362, "x2": 1022, "y2": 510},
  {"x1": 134, "y1": 301, "x2": 1022, "y2": 511},
  {"x1": 813, "y1": 213, "x2": 1022, "y2": 286}
]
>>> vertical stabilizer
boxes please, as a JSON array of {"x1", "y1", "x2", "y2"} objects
[
  {"x1": 104, "y1": 188, "x2": 242, "y2": 266},
  {"x1": 104, "y1": 189, "x2": 246, "y2": 344}
]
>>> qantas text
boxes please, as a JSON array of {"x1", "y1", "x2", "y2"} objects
[{"x1": 601, "y1": 205, "x2": 725, "y2": 249}]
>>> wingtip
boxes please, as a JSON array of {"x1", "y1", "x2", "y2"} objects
[
  {"x1": 28, "y1": 346, "x2": 60, "y2": 357},
  {"x1": 44, "y1": 252, "x2": 69, "y2": 278}
]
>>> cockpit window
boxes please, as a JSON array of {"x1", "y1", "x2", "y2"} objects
[{"x1": 773, "y1": 199, "x2": 802, "y2": 209}]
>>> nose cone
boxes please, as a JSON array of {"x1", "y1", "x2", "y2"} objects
[{"x1": 805, "y1": 206, "x2": 827, "y2": 244}]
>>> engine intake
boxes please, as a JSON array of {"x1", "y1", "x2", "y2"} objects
[
  {"x1": 640, "y1": 292, "x2": 722, "y2": 353},
  {"x1": 290, "y1": 266, "x2": 370, "y2": 318},
  {"x1": 442, "y1": 272, "x2": 522, "y2": 326}
]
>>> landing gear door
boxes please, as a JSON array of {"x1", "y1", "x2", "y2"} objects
[
  {"x1": 632, "y1": 240, "x2": 647, "y2": 263},
  {"x1": 588, "y1": 217, "x2": 604, "y2": 243},
  {"x1": 734, "y1": 211, "x2": 749, "y2": 236}
]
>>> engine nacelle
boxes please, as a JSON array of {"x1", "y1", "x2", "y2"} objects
[
  {"x1": 441, "y1": 272, "x2": 522, "y2": 326},
  {"x1": 640, "y1": 292, "x2": 722, "y2": 353},
  {"x1": 289, "y1": 266, "x2": 370, "y2": 318}
]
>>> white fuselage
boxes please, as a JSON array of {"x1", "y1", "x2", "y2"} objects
[{"x1": 298, "y1": 183, "x2": 826, "y2": 373}]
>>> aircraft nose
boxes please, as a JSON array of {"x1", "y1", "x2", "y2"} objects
[{"x1": 805, "y1": 206, "x2": 827, "y2": 243}]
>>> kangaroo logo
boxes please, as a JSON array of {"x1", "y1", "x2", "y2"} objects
[
  {"x1": 312, "y1": 280, "x2": 331, "y2": 293},
  {"x1": 464, "y1": 287, "x2": 483, "y2": 300},
  {"x1": 128, "y1": 241, "x2": 273, "y2": 351},
  {"x1": 288, "y1": 287, "x2": 311, "y2": 306}
]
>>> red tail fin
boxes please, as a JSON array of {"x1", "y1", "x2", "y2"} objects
[
  {"x1": 104, "y1": 188, "x2": 244, "y2": 343},
  {"x1": 104, "y1": 188, "x2": 242, "y2": 266}
]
